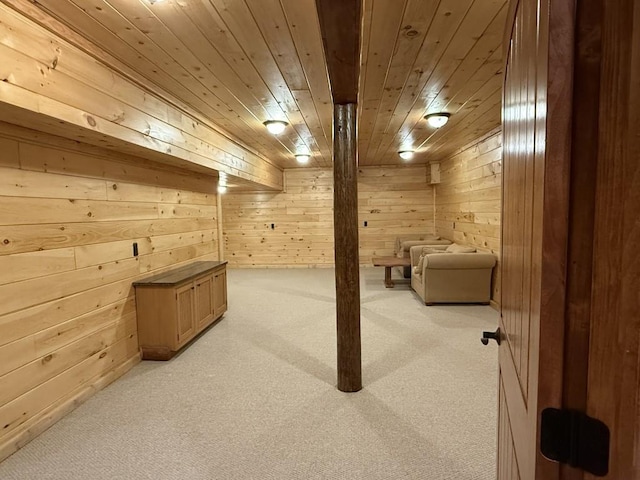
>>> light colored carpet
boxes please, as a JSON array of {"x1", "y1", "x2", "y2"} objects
[{"x1": 0, "y1": 267, "x2": 499, "y2": 480}]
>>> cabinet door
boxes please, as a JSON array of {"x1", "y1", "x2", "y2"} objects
[
  {"x1": 213, "y1": 270, "x2": 227, "y2": 318},
  {"x1": 175, "y1": 283, "x2": 195, "y2": 346},
  {"x1": 194, "y1": 274, "x2": 214, "y2": 330}
]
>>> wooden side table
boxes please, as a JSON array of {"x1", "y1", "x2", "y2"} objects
[{"x1": 371, "y1": 256, "x2": 412, "y2": 288}]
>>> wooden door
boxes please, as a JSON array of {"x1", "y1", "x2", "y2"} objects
[
  {"x1": 213, "y1": 269, "x2": 227, "y2": 318},
  {"x1": 176, "y1": 283, "x2": 195, "y2": 346},
  {"x1": 498, "y1": 0, "x2": 572, "y2": 478},
  {"x1": 195, "y1": 274, "x2": 214, "y2": 330},
  {"x1": 499, "y1": 0, "x2": 640, "y2": 478}
]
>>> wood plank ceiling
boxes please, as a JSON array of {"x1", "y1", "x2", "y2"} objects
[{"x1": 3, "y1": 0, "x2": 506, "y2": 170}]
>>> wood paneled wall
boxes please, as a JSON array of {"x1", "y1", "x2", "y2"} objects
[
  {"x1": 359, "y1": 166, "x2": 435, "y2": 262},
  {"x1": 0, "y1": 122, "x2": 219, "y2": 461},
  {"x1": 0, "y1": 2, "x2": 282, "y2": 190},
  {"x1": 434, "y1": 129, "x2": 502, "y2": 303},
  {"x1": 223, "y1": 166, "x2": 434, "y2": 267}
]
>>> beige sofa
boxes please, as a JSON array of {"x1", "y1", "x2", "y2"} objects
[
  {"x1": 409, "y1": 244, "x2": 497, "y2": 305},
  {"x1": 395, "y1": 235, "x2": 452, "y2": 277}
]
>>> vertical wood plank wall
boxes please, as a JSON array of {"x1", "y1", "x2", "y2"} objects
[
  {"x1": 0, "y1": 123, "x2": 219, "y2": 461},
  {"x1": 223, "y1": 166, "x2": 434, "y2": 267},
  {"x1": 434, "y1": 130, "x2": 502, "y2": 303}
]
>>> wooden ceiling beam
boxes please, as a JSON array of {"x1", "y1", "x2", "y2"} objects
[{"x1": 315, "y1": 0, "x2": 362, "y2": 104}]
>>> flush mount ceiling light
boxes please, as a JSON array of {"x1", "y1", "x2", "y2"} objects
[
  {"x1": 263, "y1": 120, "x2": 288, "y2": 135},
  {"x1": 398, "y1": 150, "x2": 415, "y2": 161},
  {"x1": 424, "y1": 112, "x2": 451, "y2": 129},
  {"x1": 295, "y1": 153, "x2": 310, "y2": 164}
]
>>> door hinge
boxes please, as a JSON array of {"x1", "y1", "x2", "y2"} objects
[{"x1": 540, "y1": 408, "x2": 610, "y2": 477}]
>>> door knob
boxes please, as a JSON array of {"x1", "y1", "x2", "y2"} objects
[{"x1": 481, "y1": 328, "x2": 501, "y2": 345}]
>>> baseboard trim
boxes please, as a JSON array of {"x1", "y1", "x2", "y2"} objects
[
  {"x1": 0, "y1": 352, "x2": 141, "y2": 463},
  {"x1": 489, "y1": 300, "x2": 500, "y2": 311},
  {"x1": 227, "y1": 264, "x2": 335, "y2": 269},
  {"x1": 227, "y1": 264, "x2": 384, "y2": 269}
]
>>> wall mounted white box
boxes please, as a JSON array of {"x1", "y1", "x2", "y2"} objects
[{"x1": 430, "y1": 162, "x2": 441, "y2": 184}]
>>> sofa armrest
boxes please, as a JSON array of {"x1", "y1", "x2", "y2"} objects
[
  {"x1": 409, "y1": 246, "x2": 423, "y2": 267},
  {"x1": 423, "y1": 253, "x2": 497, "y2": 270},
  {"x1": 395, "y1": 234, "x2": 428, "y2": 254}
]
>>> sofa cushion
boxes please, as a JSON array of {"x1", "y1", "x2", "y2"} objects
[
  {"x1": 413, "y1": 254, "x2": 426, "y2": 275},
  {"x1": 445, "y1": 243, "x2": 477, "y2": 253},
  {"x1": 395, "y1": 234, "x2": 441, "y2": 254},
  {"x1": 400, "y1": 237, "x2": 441, "y2": 251},
  {"x1": 401, "y1": 239, "x2": 452, "y2": 260}
]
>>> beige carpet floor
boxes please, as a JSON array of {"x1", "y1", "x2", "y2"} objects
[{"x1": 0, "y1": 267, "x2": 499, "y2": 480}]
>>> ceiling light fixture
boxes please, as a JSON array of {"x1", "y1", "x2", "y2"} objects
[
  {"x1": 263, "y1": 120, "x2": 288, "y2": 135},
  {"x1": 424, "y1": 113, "x2": 451, "y2": 129},
  {"x1": 398, "y1": 150, "x2": 414, "y2": 161},
  {"x1": 295, "y1": 153, "x2": 310, "y2": 164},
  {"x1": 217, "y1": 185, "x2": 228, "y2": 194}
]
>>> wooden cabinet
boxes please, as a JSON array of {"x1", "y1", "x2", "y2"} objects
[
  {"x1": 133, "y1": 261, "x2": 227, "y2": 360},
  {"x1": 213, "y1": 269, "x2": 227, "y2": 318},
  {"x1": 176, "y1": 283, "x2": 196, "y2": 347},
  {"x1": 194, "y1": 274, "x2": 214, "y2": 331}
]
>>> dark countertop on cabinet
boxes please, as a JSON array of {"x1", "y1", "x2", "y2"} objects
[{"x1": 133, "y1": 261, "x2": 227, "y2": 287}]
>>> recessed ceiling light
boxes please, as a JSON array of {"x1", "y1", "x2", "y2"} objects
[
  {"x1": 424, "y1": 113, "x2": 451, "y2": 128},
  {"x1": 295, "y1": 153, "x2": 310, "y2": 164},
  {"x1": 263, "y1": 120, "x2": 288, "y2": 135},
  {"x1": 398, "y1": 150, "x2": 414, "y2": 161},
  {"x1": 217, "y1": 185, "x2": 228, "y2": 194}
]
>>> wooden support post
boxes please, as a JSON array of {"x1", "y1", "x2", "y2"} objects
[
  {"x1": 316, "y1": 0, "x2": 363, "y2": 392},
  {"x1": 333, "y1": 103, "x2": 362, "y2": 392}
]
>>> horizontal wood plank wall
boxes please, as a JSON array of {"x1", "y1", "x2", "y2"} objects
[
  {"x1": 0, "y1": 123, "x2": 219, "y2": 461},
  {"x1": 434, "y1": 129, "x2": 502, "y2": 304},
  {"x1": 358, "y1": 166, "x2": 434, "y2": 263},
  {"x1": 0, "y1": 2, "x2": 282, "y2": 190},
  {"x1": 223, "y1": 166, "x2": 433, "y2": 267}
]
